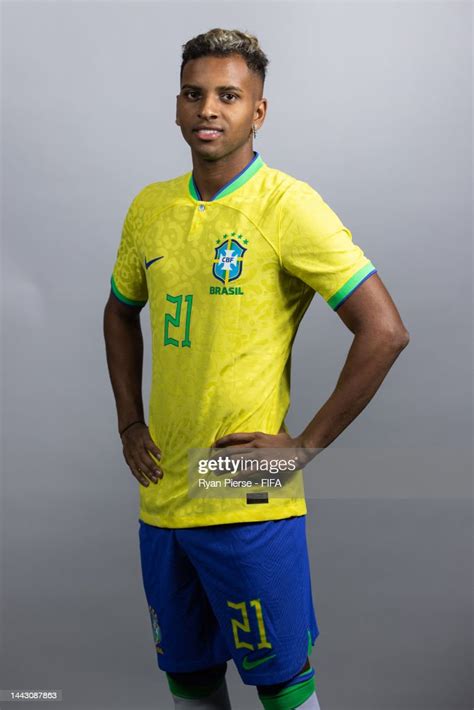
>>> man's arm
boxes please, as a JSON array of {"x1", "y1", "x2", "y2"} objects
[
  {"x1": 297, "y1": 272, "x2": 410, "y2": 450},
  {"x1": 103, "y1": 292, "x2": 162, "y2": 486},
  {"x1": 103, "y1": 291, "x2": 146, "y2": 432},
  {"x1": 212, "y1": 272, "x2": 409, "y2": 461}
]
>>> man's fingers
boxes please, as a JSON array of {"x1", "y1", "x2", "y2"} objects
[
  {"x1": 121, "y1": 427, "x2": 163, "y2": 486},
  {"x1": 126, "y1": 454, "x2": 152, "y2": 487},
  {"x1": 131, "y1": 445, "x2": 161, "y2": 483},
  {"x1": 143, "y1": 435, "x2": 162, "y2": 480},
  {"x1": 209, "y1": 443, "x2": 255, "y2": 461},
  {"x1": 213, "y1": 432, "x2": 257, "y2": 447},
  {"x1": 124, "y1": 450, "x2": 159, "y2": 486},
  {"x1": 133, "y1": 469, "x2": 151, "y2": 487},
  {"x1": 138, "y1": 451, "x2": 163, "y2": 482},
  {"x1": 141, "y1": 440, "x2": 163, "y2": 481},
  {"x1": 145, "y1": 437, "x2": 162, "y2": 460}
]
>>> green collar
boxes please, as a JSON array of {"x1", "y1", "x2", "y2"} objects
[{"x1": 188, "y1": 151, "x2": 264, "y2": 202}]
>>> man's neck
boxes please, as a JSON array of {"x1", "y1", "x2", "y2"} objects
[{"x1": 191, "y1": 146, "x2": 255, "y2": 202}]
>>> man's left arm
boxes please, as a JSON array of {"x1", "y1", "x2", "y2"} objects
[
  {"x1": 212, "y1": 272, "x2": 409, "y2": 460},
  {"x1": 295, "y1": 271, "x2": 409, "y2": 452}
]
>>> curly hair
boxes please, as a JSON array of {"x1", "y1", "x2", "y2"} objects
[{"x1": 180, "y1": 28, "x2": 269, "y2": 90}]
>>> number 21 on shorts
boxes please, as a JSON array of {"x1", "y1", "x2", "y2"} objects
[{"x1": 227, "y1": 599, "x2": 273, "y2": 650}]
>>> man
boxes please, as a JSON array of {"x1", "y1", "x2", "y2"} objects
[{"x1": 103, "y1": 27, "x2": 409, "y2": 710}]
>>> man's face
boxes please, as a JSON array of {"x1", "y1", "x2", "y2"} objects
[{"x1": 176, "y1": 54, "x2": 267, "y2": 160}]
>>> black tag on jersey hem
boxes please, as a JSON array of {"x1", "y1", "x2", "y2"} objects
[{"x1": 246, "y1": 493, "x2": 269, "y2": 504}]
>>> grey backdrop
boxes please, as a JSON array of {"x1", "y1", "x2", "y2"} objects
[{"x1": 1, "y1": 2, "x2": 472, "y2": 709}]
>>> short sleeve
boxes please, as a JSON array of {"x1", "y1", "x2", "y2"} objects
[
  {"x1": 110, "y1": 196, "x2": 148, "y2": 307},
  {"x1": 279, "y1": 182, "x2": 377, "y2": 310}
]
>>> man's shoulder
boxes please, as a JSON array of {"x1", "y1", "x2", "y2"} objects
[
  {"x1": 129, "y1": 171, "x2": 191, "y2": 211},
  {"x1": 260, "y1": 164, "x2": 323, "y2": 205}
]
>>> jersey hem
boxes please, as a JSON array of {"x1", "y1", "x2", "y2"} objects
[{"x1": 138, "y1": 501, "x2": 308, "y2": 529}]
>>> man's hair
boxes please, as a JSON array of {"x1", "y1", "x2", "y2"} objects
[{"x1": 180, "y1": 28, "x2": 269, "y2": 92}]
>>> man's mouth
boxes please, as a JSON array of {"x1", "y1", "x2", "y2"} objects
[{"x1": 193, "y1": 128, "x2": 224, "y2": 141}]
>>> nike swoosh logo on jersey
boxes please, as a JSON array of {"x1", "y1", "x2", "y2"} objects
[
  {"x1": 242, "y1": 652, "x2": 277, "y2": 670},
  {"x1": 145, "y1": 255, "x2": 164, "y2": 270}
]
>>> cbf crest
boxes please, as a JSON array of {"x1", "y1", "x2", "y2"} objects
[
  {"x1": 212, "y1": 232, "x2": 248, "y2": 285},
  {"x1": 148, "y1": 604, "x2": 164, "y2": 654}
]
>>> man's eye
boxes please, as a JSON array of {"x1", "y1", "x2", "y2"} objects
[{"x1": 182, "y1": 91, "x2": 237, "y2": 101}]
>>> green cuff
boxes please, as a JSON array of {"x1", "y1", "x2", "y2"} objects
[
  {"x1": 166, "y1": 671, "x2": 225, "y2": 700},
  {"x1": 327, "y1": 261, "x2": 377, "y2": 310},
  {"x1": 110, "y1": 274, "x2": 147, "y2": 307},
  {"x1": 258, "y1": 675, "x2": 316, "y2": 710}
]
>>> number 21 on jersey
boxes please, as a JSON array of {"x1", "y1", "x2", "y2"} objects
[{"x1": 164, "y1": 293, "x2": 193, "y2": 347}]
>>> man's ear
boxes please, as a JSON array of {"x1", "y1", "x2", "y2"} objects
[{"x1": 175, "y1": 96, "x2": 180, "y2": 125}]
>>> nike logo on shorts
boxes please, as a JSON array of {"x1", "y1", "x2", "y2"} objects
[{"x1": 242, "y1": 652, "x2": 276, "y2": 670}]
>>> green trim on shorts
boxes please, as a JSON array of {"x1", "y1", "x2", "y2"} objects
[
  {"x1": 257, "y1": 675, "x2": 315, "y2": 710},
  {"x1": 166, "y1": 671, "x2": 225, "y2": 700}
]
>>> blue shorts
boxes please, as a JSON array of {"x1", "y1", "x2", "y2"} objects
[{"x1": 138, "y1": 514, "x2": 319, "y2": 686}]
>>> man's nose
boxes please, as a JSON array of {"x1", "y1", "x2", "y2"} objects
[{"x1": 198, "y1": 95, "x2": 219, "y2": 117}]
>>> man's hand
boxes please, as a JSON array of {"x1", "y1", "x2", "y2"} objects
[
  {"x1": 120, "y1": 422, "x2": 163, "y2": 487},
  {"x1": 212, "y1": 430, "x2": 295, "y2": 451},
  {"x1": 210, "y1": 431, "x2": 317, "y2": 480}
]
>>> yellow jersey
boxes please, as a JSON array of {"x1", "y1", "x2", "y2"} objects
[{"x1": 110, "y1": 151, "x2": 376, "y2": 528}]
